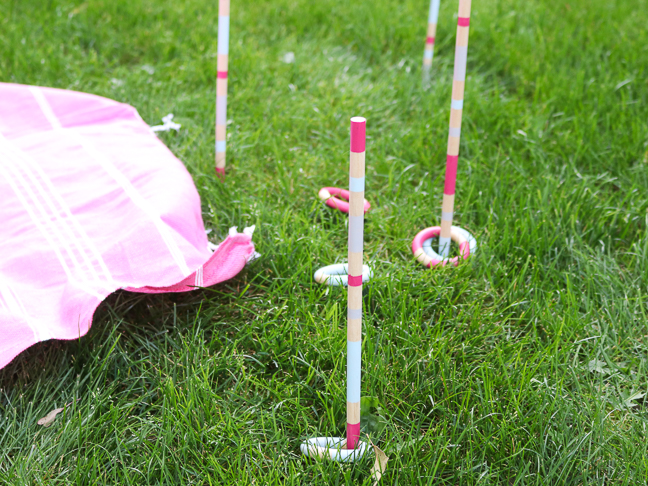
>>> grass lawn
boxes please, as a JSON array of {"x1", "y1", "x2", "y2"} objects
[{"x1": 2, "y1": 0, "x2": 648, "y2": 483}]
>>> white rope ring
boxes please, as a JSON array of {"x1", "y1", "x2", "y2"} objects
[
  {"x1": 300, "y1": 437, "x2": 368, "y2": 462},
  {"x1": 411, "y1": 225, "x2": 477, "y2": 268},
  {"x1": 314, "y1": 264, "x2": 373, "y2": 286}
]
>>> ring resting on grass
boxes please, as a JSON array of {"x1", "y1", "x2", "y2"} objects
[
  {"x1": 314, "y1": 263, "x2": 373, "y2": 286},
  {"x1": 411, "y1": 225, "x2": 477, "y2": 268},
  {"x1": 318, "y1": 187, "x2": 371, "y2": 214},
  {"x1": 300, "y1": 437, "x2": 368, "y2": 462}
]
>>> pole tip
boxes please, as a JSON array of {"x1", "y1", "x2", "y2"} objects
[{"x1": 350, "y1": 117, "x2": 366, "y2": 153}]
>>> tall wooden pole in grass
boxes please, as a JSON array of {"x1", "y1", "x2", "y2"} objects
[
  {"x1": 215, "y1": 0, "x2": 230, "y2": 178},
  {"x1": 439, "y1": 0, "x2": 471, "y2": 257},
  {"x1": 422, "y1": 0, "x2": 440, "y2": 83},
  {"x1": 346, "y1": 117, "x2": 366, "y2": 450}
]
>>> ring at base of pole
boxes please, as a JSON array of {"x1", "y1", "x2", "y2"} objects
[
  {"x1": 411, "y1": 225, "x2": 477, "y2": 268},
  {"x1": 300, "y1": 437, "x2": 368, "y2": 462},
  {"x1": 314, "y1": 264, "x2": 373, "y2": 286}
]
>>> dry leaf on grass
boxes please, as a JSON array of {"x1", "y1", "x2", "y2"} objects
[
  {"x1": 370, "y1": 442, "x2": 389, "y2": 486},
  {"x1": 37, "y1": 402, "x2": 72, "y2": 427}
]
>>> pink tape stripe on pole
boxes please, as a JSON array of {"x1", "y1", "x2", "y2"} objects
[
  {"x1": 458, "y1": 17, "x2": 470, "y2": 27},
  {"x1": 347, "y1": 423, "x2": 360, "y2": 449},
  {"x1": 443, "y1": 155, "x2": 458, "y2": 195},
  {"x1": 426, "y1": 36, "x2": 435, "y2": 44},
  {"x1": 348, "y1": 275, "x2": 363, "y2": 287},
  {"x1": 350, "y1": 118, "x2": 366, "y2": 153},
  {"x1": 217, "y1": 71, "x2": 228, "y2": 79}
]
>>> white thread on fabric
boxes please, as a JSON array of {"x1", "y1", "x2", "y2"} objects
[
  {"x1": 29, "y1": 87, "x2": 62, "y2": 129},
  {"x1": 2, "y1": 151, "x2": 87, "y2": 279},
  {"x1": 0, "y1": 275, "x2": 43, "y2": 342},
  {"x1": 29, "y1": 87, "x2": 192, "y2": 278},
  {"x1": 0, "y1": 135, "x2": 114, "y2": 288},
  {"x1": 194, "y1": 266, "x2": 203, "y2": 287},
  {"x1": 74, "y1": 135, "x2": 192, "y2": 277},
  {"x1": 0, "y1": 144, "x2": 107, "y2": 302},
  {"x1": 0, "y1": 161, "x2": 75, "y2": 285},
  {"x1": 12, "y1": 161, "x2": 107, "y2": 287}
]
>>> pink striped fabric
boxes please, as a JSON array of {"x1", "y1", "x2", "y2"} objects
[{"x1": 0, "y1": 83, "x2": 255, "y2": 369}]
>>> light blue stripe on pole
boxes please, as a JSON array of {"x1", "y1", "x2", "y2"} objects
[
  {"x1": 348, "y1": 216, "x2": 364, "y2": 253},
  {"x1": 216, "y1": 140, "x2": 226, "y2": 152},
  {"x1": 428, "y1": 0, "x2": 440, "y2": 24},
  {"x1": 424, "y1": 50, "x2": 434, "y2": 60},
  {"x1": 453, "y1": 46, "x2": 468, "y2": 81},
  {"x1": 216, "y1": 96, "x2": 227, "y2": 125},
  {"x1": 451, "y1": 99, "x2": 463, "y2": 110},
  {"x1": 449, "y1": 127, "x2": 461, "y2": 137},
  {"x1": 347, "y1": 340, "x2": 361, "y2": 403},
  {"x1": 348, "y1": 308, "x2": 362, "y2": 320},
  {"x1": 441, "y1": 211, "x2": 453, "y2": 221},
  {"x1": 349, "y1": 176, "x2": 365, "y2": 193},
  {"x1": 218, "y1": 16, "x2": 230, "y2": 55}
]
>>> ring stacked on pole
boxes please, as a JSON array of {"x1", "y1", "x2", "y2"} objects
[
  {"x1": 215, "y1": 0, "x2": 230, "y2": 179},
  {"x1": 413, "y1": 0, "x2": 477, "y2": 267},
  {"x1": 422, "y1": 0, "x2": 440, "y2": 83},
  {"x1": 301, "y1": 118, "x2": 369, "y2": 462}
]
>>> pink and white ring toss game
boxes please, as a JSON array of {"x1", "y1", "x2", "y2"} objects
[
  {"x1": 215, "y1": 0, "x2": 229, "y2": 178},
  {"x1": 413, "y1": 0, "x2": 478, "y2": 268},
  {"x1": 301, "y1": 118, "x2": 369, "y2": 462},
  {"x1": 317, "y1": 187, "x2": 370, "y2": 215}
]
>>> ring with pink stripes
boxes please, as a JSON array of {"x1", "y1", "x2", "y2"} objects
[
  {"x1": 318, "y1": 187, "x2": 370, "y2": 214},
  {"x1": 411, "y1": 226, "x2": 477, "y2": 268}
]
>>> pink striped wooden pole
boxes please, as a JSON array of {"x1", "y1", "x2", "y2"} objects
[
  {"x1": 215, "y1": 0, "x2": 230, "y2": 178},
  {"x1": 439, "y1": 0, "x2": 471, "y2": 257},
  {"x1": 346, "y1": 117, "x2": 365, "y2": 450},
  {"x1": 422, "y1": 0, "x2": 440, "y2": 82}
]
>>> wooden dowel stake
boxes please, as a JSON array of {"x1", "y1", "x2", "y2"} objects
[
  {"x1": 215, "y1": 0, "x2": 230, "y2": 178},
  {"x1": 346, "y1": 117, "x2": 366, "y2": 450},
  {"x1": 422, "y1": 0, "x2": 440, "y2": 83},
  {"x1": 439, "y1": 0, "x2": 471, "y2": 257}
]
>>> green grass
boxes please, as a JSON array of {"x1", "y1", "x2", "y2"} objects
[{"x1": 1, "y1": 0, "x2": 648, "y2": 483}]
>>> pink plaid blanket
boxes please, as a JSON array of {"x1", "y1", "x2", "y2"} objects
[{"x1": 0, "y1": 83, "x2": 255, "y2": 369}]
